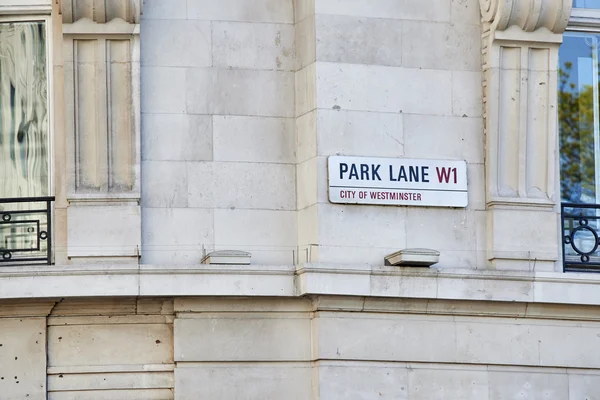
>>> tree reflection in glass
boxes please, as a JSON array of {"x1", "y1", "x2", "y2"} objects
[
  {"x1": 559, "y1": 33, "x2": 600, "y2": 203},
  {"x1": 574, "y1": 0, "x2": 600, "y2": 9},
  {"x1": 0, "y1": 22, "x2": 48, "y2": 198}
]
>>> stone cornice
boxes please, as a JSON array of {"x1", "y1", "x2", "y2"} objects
[
  {"x1": 479, "y1": 0, "x2": 572, "y2": 33},
  {"x1": 61, "y1": 0, "x2": 143, "y2": 24},
  {"x1": 1, "y1": 264, "x2": 600, "y2": 308}
]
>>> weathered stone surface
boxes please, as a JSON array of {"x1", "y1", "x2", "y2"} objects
[
  {"x1": 315, "y1": 14, "x2": 402, "y2": 66},
  {"x1": 212, "y1": 22, "x2": 295, "y2": 70},
  {"x1": 174, "y1": 315, "x2": 311, "y2": 361},
  {"x1": 175, "y1": 364, "x2": 311, "y2": 400},
  {"x1": 0, "y1": 318, "x2": 46, "y2": 400}
]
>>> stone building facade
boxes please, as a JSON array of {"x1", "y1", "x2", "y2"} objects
[{"x1": 2, "y1": 0, "x2": 600, "y2": 398}]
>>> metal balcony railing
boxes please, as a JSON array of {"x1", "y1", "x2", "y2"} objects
[
  {"x1": 0, "y1": 197, "x2": 54, "y2": 266},
  {"x1": 562, "y1": 202, "x2": 600, "y2": 272}
]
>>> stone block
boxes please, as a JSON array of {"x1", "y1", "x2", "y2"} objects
[
  {"x1": 305, "y1": 242, "x2": 400, "y2": 266},
  {"x1": 141, "y1": 20, "x2": 211, "y2": 67},
  {"x1": 315, "y1": 14, "x2": 402, "y2": 66},
  {"x1": 48, "y1": 389, "x2": 174, "y2": 400},
  {"x1": 141, "y1": 161, "x2": 188, "y2": 208},
  {"x1": 370, "y1": 271, "x2": 438, "y2": 298},
  {"x1": 297, "y1": 156, "x2": 328, "y2": 210},
  {"x1": 489, "y1": 370, "x2": 568, "y2": 399},
  {"x1": 295, "y1": 0, "x2": 315, "y2": 22},
  {"x1": 317, "y1": 361, "x2": 408, "y2": 399},
  {"x1": 0, "y1": 268, "x2": 139, "y2": 299},
  {"x1": 533, "y1": 275, "x2": 600, "y2": 305},
  {"x1": 175, "y1": 364, "x2": 312, "y2": 400},
  {"x1": 452, "y1": 70, "x2": 483, "y2": 117},
  {"x1": 187, "y1": 162, "x2": 296, "y2": 210},
  {"x1": 187, "y1": 0, "x2": 294, "y2": 23},
  {"x1": 536, "y1": 321, "x2": 600, "y2": 368},
  {"x1": 315, "y1": 0, "x2": 451, "y2": 22},
  {"x1": 408, "y1": 366, "x2": 489, "y2": 400},
  {"x1": 404, "y1": 208, "x2": 484, "y2": 268},
  {"x1": 213, "y1": 209, "x2": 297, "y2": 263},
  {"x1": 436, "y1": 272, "x2": 533, "y2": 302},
  {"x1": 317, "y1": 203, "x2": 407, "y2": 249},
  {"x1": 487, "y1": 208, "x2": 559, "y2": 264},
  {"x1": 48, "y1": 323, "x2": 173, "y2": 367},
  {"x1": 212, "y1": 22, "x2": 295, "y2": 70},
  {"x1": 174, "y1": 315, "x2": 311, "y2": 361},
  {"x1": 142, "y1": 0, "x2": 186, "y2": 19},
  {"x1": 140, "y1": 265, "x2": 295, "y2": 296},
  {"x1": 0, "y1": 318, "x2": 46, "y2": 400},
  {"x1": 297, "y1": 205, "x2": 319, "y2": 250},
  {"x1": 467, "y1": 164, "x2": 486, "y2": 211},
  {"x1": 451, "y1": 0, "x2": 481, "y2": 25},
  {"x1": 568, "y1": 373, "x2": 600, "y2": 400},
  {"x1": 294, "y1": 157, "x2": 317, "y2": 211},
  {"x1": 186, "y1": 68, "x2": 294, "y2": 117},
  {"x1": 174, "y1": 298, "x2": 311, "y2": 313},
  {"x1": 67, "y1": 204, "x2": 141, "y2": 258},
  {"x1": 212, "y1": 116, "x2": 295, "y2": 163},
  {"x1": 316, "y1": 312, "x2": 600, "y2": 368},
  {"x1": 295, "y1": 15, "x2": 316, "y2": 69},
  {"x1": 316, "y1": 62, "x2": 452, "y2": 115},
  {"x1": 317, "y1": 109, "x2": 404, "y2": 157},
  {"x1": 141, "y1": 208, "x2": 214, "y2": 265},
  {"x1": 402, "y1": 21, "x2": 480, "y2": 71},
  {"x1": 453, "y1": 317, "x2": 542, "y2": 366},
  {"x1": 48, "y1": 371, "x2": 173, "y2": 392},
  {"x1": 142, "y1": 114, "x2": 212, "y2": 162},
  {"x1": 296, "y1": 63, "x2": 317, "y2": 117},
  {"x1": 297, "y1": 264, "x2": 372, "y2": 295},
  {"x1": 315, "y1": 312, "x2": 458, "y2": 362},
  {"x1": 296, "y1": 110, "x2": 317, "y2": 163},
  {"x1": 141, "y1": 67, "x2": 186, "y2": 113},
  {"x1": 403, "y1": 114, "x2": 483, "y2": 163}
]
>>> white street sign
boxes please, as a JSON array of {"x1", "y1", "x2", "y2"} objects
[{"x1": 328, "y1": 156, "x2": 468, "y2": 207}]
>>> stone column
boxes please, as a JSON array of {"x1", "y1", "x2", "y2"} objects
[
  {"x1": 480, "y1": 0, "x2": 571, "y2": 270},
  {"x1": 60, "y1": 0, "x2": 142, "y2": 263}
]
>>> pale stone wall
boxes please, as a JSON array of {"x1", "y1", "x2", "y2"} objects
[
  {"x1": 140, "y1": 0, "x2": 297, "y2": 265},
  {"x1": 1, "y1": 0, "x2": 597, "y2": 399},
  {"x1": 138, "y1": 0, "x2": 489, "y2": 268},
  {"x1": 3, "y1": 295, "x2": 600, "y2": 399},
  {"x1": 295, "y1": 0, "x2": 485, "y2": 267}
]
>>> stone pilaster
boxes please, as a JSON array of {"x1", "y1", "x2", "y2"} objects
[
  {"x1": 59, "y1": 0, "x2": 143, "y2": 263},
  {"x1": 480, "y1": 0, "x2": 572, "y2": 270}
]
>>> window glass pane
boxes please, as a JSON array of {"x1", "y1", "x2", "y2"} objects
[
  {"x1": 559, "y1": 33, "x2": 600, "y2": 203},
  {"x1": 0, "y1": 22, "x2": 48, "y2": 198},
  {"x1": 574, "y1": 0, "x2": 600, "y2": 9}
]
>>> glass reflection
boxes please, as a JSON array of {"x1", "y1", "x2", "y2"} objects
[
  {"x1": 0, "y1": 22, "x2": 48, "y2": 198},
  {"x1": 559, "y1": 33, "x2": 600, "y2": 203},
  {"x1": 574, "y1": 0, "x2": 600, "y2": 9}
]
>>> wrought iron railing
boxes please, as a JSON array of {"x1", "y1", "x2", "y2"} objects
[
  {"x1": 0, "y1": 197, "x2": 54, "y2": 266},
  {"x1": 561, "y1": 203, "x2": 600, "y2": 272}
]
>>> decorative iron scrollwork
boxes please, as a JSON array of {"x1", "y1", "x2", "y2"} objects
[
  {"x1": 562, "y1": 203, "x2": 600, "y2": 272},
  {"x1": 0, "y1": 197, "x2": 54, "y2": 266}
]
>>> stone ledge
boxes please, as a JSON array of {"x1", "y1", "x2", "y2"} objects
[
  {"x1": 0, "y1": 263, "x2": 599, "y2": 306},
  {"x1": 296, "y1": 264, "x2": 600, "y2": 306}
]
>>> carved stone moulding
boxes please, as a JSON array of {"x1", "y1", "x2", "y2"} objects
[
  {"x1": 61, "y1": 0, "x2": 143, "y2": 24},
  {"x1": 479, "y1": 0, "x2": 572, "y2": 33}
]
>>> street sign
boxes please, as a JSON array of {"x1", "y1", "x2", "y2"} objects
[{"x1": 328, "y1": 156, "x2": 468, "y2": 207}]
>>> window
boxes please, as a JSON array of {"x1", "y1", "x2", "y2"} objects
[
  {"x1": 0, "y1": 19, "x2": 49, "y2": 198},
  {"x1": 559, "y1": 32, "x2": 600, "y2": 203},
  {"x1": 0, "y1": 16, "x2": 53, "y2": 265},
  {"x1": 574, "y1": 0, "x2": 600, "y2": 8},
  {"x1": 559, "y1": 2, "x2": 600, "y2": 271}
]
